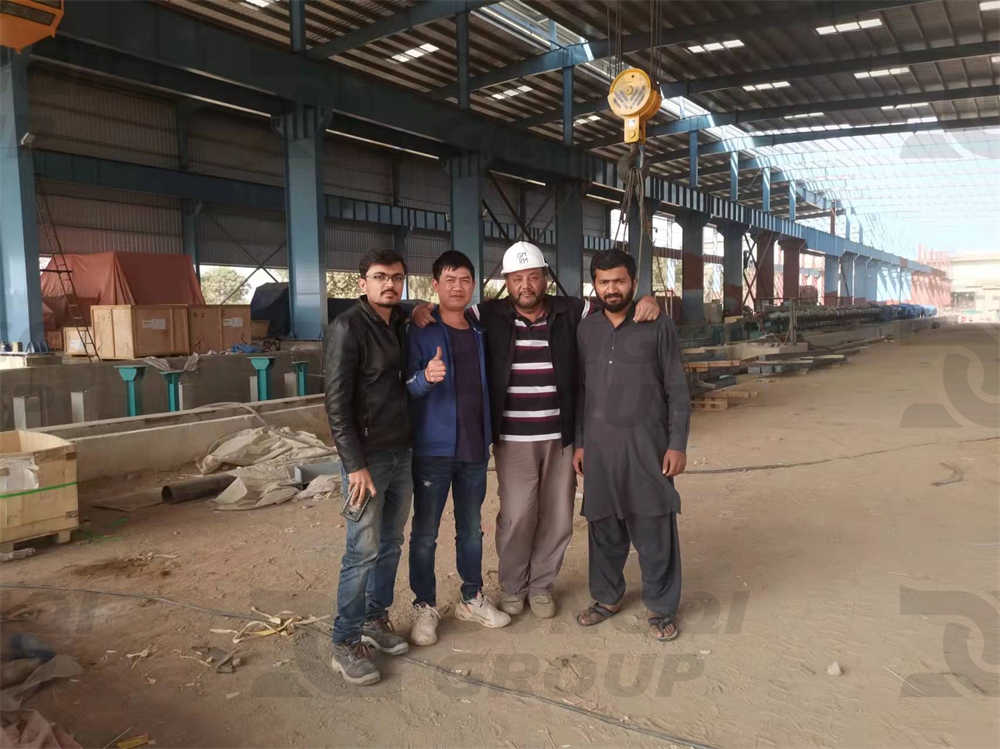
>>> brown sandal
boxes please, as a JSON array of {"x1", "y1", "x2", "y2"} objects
[
  {"x1": 649, "y1": 616, "x2": 679, "y2": 641},
  {"x1": 576, "y1": 601, "x2": 621, "y2": 627}
]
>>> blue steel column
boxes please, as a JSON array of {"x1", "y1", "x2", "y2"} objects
[
  {"x1": 181, "y1": 200, "x2": 201, "y2": 282},
  {"x1": 761, "y1": 167, "x2": 771, "y2": 212},
  {"x1": 688, "y1": 131, "x2": 698, "y2": 188},
  {"x1": 679, "y1": 211, "x2": 709, "y2": 324},
  {"x1": 562, "y1": 66, "x2": 573, "y2": 146},
  {"x1": 869, "y1": 260, "x2": 881, "y2": 303},
  {"x1": 447, "y1": 153, "x2": 484, "y2": 303},
  {"x1": 555, "y1": 180, "x2": 583, "y2": 296},
  {"x1": 627, "y1": 197, "x2": 657, "y2": 298},
  {"x1": 729, "y1": 152, "x2": 739, "y2": 202},
  {"x1": 718, "y1": 221, "x2": 746, "y2": 317},
  {"x1": 788, "y1": 182, "x2": 796, "y2": 222},
  {"x1": 273, "y1": 103, "x2": 332, "y2": 339},
  {"x1": 840, "y1": 253, "x2": 855, "y2": 304},
  {"x1": 0, "y1": 49, "x2": 44, "y2": 349},
  {"x1": 854, "y1": 258, "x2": 868, "y2": 303},
  {"x1": 823, "y1": 254, "x2": 839, "y2": 306}
]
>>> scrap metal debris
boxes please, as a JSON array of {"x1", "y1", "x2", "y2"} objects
[
  {"x1": 932, "y1": 462, "x2": 964, "y2": 487},
  {"x1": 188, "y1": 646, "x2": 242, "y2": 673},
  {"x1": 209, "y1": 607, "x2": 329, "y2": 644},
  {"x1": 125, "y1": 647, "x2": 153, "y2": 670}
]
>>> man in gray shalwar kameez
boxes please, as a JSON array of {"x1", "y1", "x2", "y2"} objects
[{"x1": 572, "y1": 250, "x2": 691, "y2": 641}]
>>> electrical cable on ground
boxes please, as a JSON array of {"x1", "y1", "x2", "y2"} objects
[
  {"x1": 684, "y1": 435, "x2": 999, "y2": 475},
  {"x1": 0, "y1": 582, "x2": 717, "y2": 749}
]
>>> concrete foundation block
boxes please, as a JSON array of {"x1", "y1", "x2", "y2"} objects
[
  {"x1": 283, "y1": 372, "x2": 298, "y2": 398},
  {"x1": 12, "y1": 395, "x2": 41, "y2": 430},
  {"x1": 178, "y1": 383, "x2": 198, "y2": 411},
  {"x1": 70, "y1": 391, "x2": 96, "y2": 423}
]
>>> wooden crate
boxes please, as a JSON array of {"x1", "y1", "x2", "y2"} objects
[
  {"x1": 45, "y1": 329, "x2": 63, "y2": 351},
  {"x1": 188, "y1": 305, "x2": 252, "y2": 353},
  {"x1": 0, "y1": 430, "x2": 78, "y2": 548},
  {"x1": 63, "y1": 326, "x2": 96, "y2": 357},
  {"x1": 91, "y1": 305, "x2": 190, "y2": 359}
]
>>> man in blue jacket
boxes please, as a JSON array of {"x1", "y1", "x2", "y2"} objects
[{"x1": 405, "y1": 251, "x2": 511, "y2": 645}]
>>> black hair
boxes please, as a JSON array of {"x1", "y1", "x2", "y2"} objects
[
  {"x1": 359, "y1": 249, "x2": 407, "y2": 277},
  {"x1": 590, "y1": 249, "x2": 636, "y2": 281},
  {"x1": 432, "y1": 250, "x2": 476, "y2": 281}
]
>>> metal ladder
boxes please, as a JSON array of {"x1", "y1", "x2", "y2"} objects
[{"x1": 37, "y1": 190, "x2": 100, "y2": 361}]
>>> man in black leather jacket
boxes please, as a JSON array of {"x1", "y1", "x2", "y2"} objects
[{"x1": 324, "y1": 248, "x2": 414, "y2": 686}]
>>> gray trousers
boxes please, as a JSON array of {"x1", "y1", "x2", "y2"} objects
[
  {"x1": 588, "y1": 513, "x2": 681, "y2": 618},
  {"x1": 494, "y1": 439, "x2": 577, "y2": 596}
]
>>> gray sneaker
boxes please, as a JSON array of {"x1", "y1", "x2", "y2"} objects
[
  {"x1": 361, "y1": 617, "x2": 410, "y2": 655},
  {"x1": 331, "y1": 641, "x2": 380, "y2": 686}
]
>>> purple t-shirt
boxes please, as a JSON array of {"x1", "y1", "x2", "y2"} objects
[{"x1": 446, "y1": 324, "x2": 486, "y2": 463}]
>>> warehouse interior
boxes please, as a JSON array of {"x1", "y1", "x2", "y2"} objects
[{"x1": 0, "y1": 1, "x2": 997, "y2": 747}]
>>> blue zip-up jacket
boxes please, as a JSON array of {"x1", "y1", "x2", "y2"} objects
[{"x1": 405, "y1": 310, "x2": 492, "y2": 459}]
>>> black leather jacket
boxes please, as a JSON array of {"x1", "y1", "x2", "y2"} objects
[{"x1": 323, "y1": 297, "x2": 410, "y2": 473}]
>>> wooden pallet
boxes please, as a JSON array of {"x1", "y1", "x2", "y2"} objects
[
  {"x1": 0, "y1": 529, "x2": 72, "y2": 554},
  {"x1": 692, "y1": 389, "x2": 758, "y2": 410},
  {"x1": 684, "y1": 359, "x2": 745, "y2": 372}
]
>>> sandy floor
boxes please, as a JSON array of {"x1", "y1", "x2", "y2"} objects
[{"x1": 1, "y1": 322, "x2": 997, "y2": 749}]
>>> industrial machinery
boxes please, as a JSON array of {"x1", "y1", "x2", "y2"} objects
[
  {"x1": 0, "y1": 0, "x2": 63, "y2": 52},
  {"x1": 607, "y1": 67, "x2": 662, "y2": 144}
]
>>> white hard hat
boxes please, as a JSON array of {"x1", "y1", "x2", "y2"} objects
[{"x1": 501, "y1": 241, "x2": 547, "y2": 275}]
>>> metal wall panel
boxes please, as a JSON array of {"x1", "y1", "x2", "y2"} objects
[
  {"x1": 399, "y1": 158, "x2": 449, "y2": 212},
  {"x1": 326, "y1": 222, "x2": 394, "y2": 274},
  {"x1": 323, "y1": 139, "x2": 392, "y2": 203},
  {"x1": 583, "y1": 199, "x2": 607, "y2": 236},
  {"x1": 29, "y1": 69, "x2": 177, "y2": 169},
  {"x1": 406, "y1": 231, "x2": 449, "y2": 277},
  {"x1": 197, "y1": 208, "x2": 287, "y2": 267},
  {"x1": 187, "y1": 109, "x2": 284, "y2": 187},
  {"x1": 36, "y1": 180, "x2": 181, "y2": 256}
]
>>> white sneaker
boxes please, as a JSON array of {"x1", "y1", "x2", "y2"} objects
[
  {"x1": 455, "y1": 592, "x2": 512, "y2": 629},
  {"x1": 410, "y1": 603, "x2": 440, "y2": 646}
]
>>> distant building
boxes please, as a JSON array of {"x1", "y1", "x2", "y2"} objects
[{"x1": 949, "y1": 253, "x2": 1000, "y2": 319}]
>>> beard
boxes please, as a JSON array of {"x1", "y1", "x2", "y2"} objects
[{"x1": 600, "y1": 289, "x2": 634, "y2": 313}]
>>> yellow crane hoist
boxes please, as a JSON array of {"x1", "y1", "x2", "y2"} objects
[{"x1": 607, "y1": 67, "x2": 661, "y2": 144}]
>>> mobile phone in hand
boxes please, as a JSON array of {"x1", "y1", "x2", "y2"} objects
[{"x1": 341, "y1": 486, "x2": 374, "y2": 522}]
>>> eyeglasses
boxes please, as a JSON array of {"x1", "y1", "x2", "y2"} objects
[{"x1": 366, "y1": 273, "x2": 406, "y2": 284}]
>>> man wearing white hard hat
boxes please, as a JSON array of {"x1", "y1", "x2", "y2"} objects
[{"x1": 415, "y1": 240, "x2": 659, "y2": 618}]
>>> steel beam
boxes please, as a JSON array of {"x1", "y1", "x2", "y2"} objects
[
  {"x1": 432, "y1": 0, "x2": 914, "y2": 100},
  {"x1": 519, "y1": 37, "x2": 993, "y2": 128},
  {"x1": 589, "y1": 84, "x2": 999, "y2": 148},
  {"x1": 456, "y1": 9, "x2": 470, "y2": 110},
  {"x1": 289, "y1": 0, "x2": 306, "y2": 53},
  {"x1": 274, "y1": 104, "x2": 332, "y2": 340},
  {"x1": 555, "y1": 180, "x2": 584, "y2": 296},
  {"x1": 447, "y1": 154, "x2": 485, "y2": 303},
  {"x1": 307, "y1": 0, "x2": 492, "y2": 60},
  {"x1": 54, "y1": 1, "x2": 606, "y2": 184},
  {"x1": 45, "y1": 2, "x2": 932, "y2": 274},
  {"x1": 649, "y1": 115, "x2": 1000, "y2": 164},
  {"x1": 1, "y1": 49, "x2": 45, "y2": 349}
]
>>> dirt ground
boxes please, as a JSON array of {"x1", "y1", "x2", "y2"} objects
[{"x1": 2, "y1": 322, "x2": 997, "y2": 749}]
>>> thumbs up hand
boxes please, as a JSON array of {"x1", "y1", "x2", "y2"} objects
[{"x1": 425, "y1": 346, "x2": 447, "y2": 384}]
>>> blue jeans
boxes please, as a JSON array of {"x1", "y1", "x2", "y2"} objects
[
  {"x1": 332, "y1": 448, "x2": 412, "y2": 645},
  {"x1": 409, "y1": 456, "x2": 489, "y2": 606}
]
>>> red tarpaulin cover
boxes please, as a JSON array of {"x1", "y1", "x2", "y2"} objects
[{"x1": 40, "y1": 252, "x2": 205, "y2": 329}]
